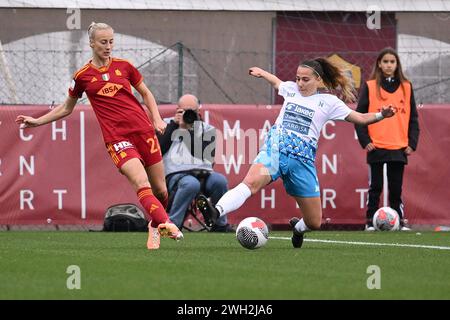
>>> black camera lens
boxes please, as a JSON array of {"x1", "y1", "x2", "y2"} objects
[{"x1": 183, "y1": 109, "x2": 199, "y2": 124}]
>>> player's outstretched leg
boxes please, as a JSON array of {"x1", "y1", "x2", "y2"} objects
[
  {"x1": 120, "y1": 159, "x2": 182, "y2": 247},
  {"x1": 289, "y1": 217, "x2": 304, "y2": 249}
]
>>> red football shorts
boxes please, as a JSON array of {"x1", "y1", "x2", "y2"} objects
[{"x1": 106, "y1": 131, "x2": 163, "y2": 169}]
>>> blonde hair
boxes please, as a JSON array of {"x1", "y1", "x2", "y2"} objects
[{"x1": 87, "y1": 22, "x2": 113, "y2": 41}]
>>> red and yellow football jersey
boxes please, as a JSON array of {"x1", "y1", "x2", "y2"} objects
[{"x1": 69, "y1": 57, "x2": 154, "y2": 142}]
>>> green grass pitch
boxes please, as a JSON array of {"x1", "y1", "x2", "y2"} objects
[{"x1": 1, "y1": 231, "x2": 449, "y2": 299}]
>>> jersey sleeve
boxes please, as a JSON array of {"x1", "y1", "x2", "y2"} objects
[
  {"x1": 278, "y1": 81, "x2": 297, "y2": 98},
  {"x1": 328, "y1": 96, "x2": 353, "y2": 121},
  {"x1": 68, "y1": 77, "x2": 84, "y2": 98},
  {"x1": 127, "y1": 62, "x2": 144, "y2": 87}
]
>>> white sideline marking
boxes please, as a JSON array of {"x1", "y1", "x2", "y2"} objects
[
  {"x1": 80, "y1": 111, "x2": 86, "y2": 219},
  {"x1": 268, "y1": 236, "x2": 450, "y2": 251}
]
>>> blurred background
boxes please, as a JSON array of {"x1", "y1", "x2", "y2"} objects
[{"x1": 1, "y1": 1, "x2": 449, "y2": 105}]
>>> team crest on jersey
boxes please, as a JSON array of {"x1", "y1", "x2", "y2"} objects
[
  {"x1": 115, "y1": 69, "x2": 122, "y2": 76},
  {"x1": 97, "y1": 82, "x2": 123, "y2": 97},
  {"x1": 102, "y1": 73, "x2": 110, "y2": 81}
]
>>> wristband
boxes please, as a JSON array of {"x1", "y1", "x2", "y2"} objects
[{"x1": 375, "y1": 112, "x2": 384, "y2": 121}]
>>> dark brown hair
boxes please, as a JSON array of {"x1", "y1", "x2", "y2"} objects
[
  {"x1": 300, "y1": 58, "x2": 356, "y2": 102},
  {"x1": 369, "y1": 47, "x2": 409, "y2": 100}
]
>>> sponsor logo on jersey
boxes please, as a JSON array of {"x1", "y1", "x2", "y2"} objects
[
  {"x1": 283, "y1": 103, "x2": 315, "y2": 135},
  {"x1": 285, "y1": 103, "x2": 315, "y2": 118},
  {"x1": 97, "y1": 82, "x2": 123, "y2": 97},
  {"x1": 91, "y1": 77, "x2": 98, "y2": 83},
  {"x1": 113, "y1": 141, "x2": 133, "y2": 152},
  {"x1": 378, "y1": 105, "x2": 407, "y2": 114}
]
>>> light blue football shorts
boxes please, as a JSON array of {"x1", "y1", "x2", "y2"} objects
[{"x1": 253, "y1": 148, "x2": 320, "y2": 198}]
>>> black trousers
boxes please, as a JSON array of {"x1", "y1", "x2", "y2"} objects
[{"x1": 367, "y1": 162, "x2": 405, "y2": 222}]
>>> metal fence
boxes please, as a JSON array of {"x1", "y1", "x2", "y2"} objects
[
  {"x1": 399, "y1": 50, "x2": 450, "y2": 104},
  {"x1": 276, "y1": 50, "x2": 450, "y2": 105},
  {"x1": 0, "y1": 42, "x2": 449, "y2": 105},
  {"x1": 0, "y1": 42, "x2": 272, "y2": 105}
]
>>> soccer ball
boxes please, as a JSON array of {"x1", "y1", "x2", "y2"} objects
[
  {"x1": 236, "y1": 217, "x2": 269, "y2": 250},
  {"x1": 373, "y1": 207, "x2": 400, "y2": 231}
]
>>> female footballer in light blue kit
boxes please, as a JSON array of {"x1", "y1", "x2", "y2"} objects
[{"x1": 197, "y1": 57, "x2": 395, "y2": 248}]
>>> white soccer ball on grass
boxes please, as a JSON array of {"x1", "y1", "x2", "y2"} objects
[
  {"x1": 235, "y1": 217, "x2": 269, "y2": 249},
  {"x1": 373, "y1": 207, "x2": 400, "y2": 231}
]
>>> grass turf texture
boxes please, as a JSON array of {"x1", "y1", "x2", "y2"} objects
[{"x1": 1, "y1": 231, "x2": 449, "y2": 299}]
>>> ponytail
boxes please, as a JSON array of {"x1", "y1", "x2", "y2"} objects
[{"x1": 300, "y1": 57, "x2": 356, "y2": 102}]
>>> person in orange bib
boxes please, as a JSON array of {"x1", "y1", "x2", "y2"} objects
[
  {"x1": 355, "y1": 47, "x2": 420, "y2": 231},
  {"x1": 15, "y1": 22, "x2": 183, "y2": 249}
]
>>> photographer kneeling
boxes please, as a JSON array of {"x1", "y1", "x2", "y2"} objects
[{"x1": 158, "y1": 94, "x2": 233, "y2": 232}]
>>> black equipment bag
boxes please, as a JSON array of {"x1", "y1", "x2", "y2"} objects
[{"x1": 103, "y1": 203, "x2": 148, "y2": 232}]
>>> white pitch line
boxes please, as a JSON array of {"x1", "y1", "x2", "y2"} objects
[
  {"x1": 80, "y1": 111, "x2": 86, "y2": 219},
  {"x1": 269, "y1": 236, "x2": 450, "y2": 251}
]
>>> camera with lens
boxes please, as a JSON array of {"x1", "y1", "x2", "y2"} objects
[{"x1": 182, "y1": 109, "x2": 199, "y2": 125}]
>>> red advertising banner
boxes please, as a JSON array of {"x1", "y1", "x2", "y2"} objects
[{"x1": 0, "y1": 104, "x2": 449, "y2": 227}]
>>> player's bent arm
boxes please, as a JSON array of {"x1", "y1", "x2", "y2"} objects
[
  {"x1": 345, "y1": 106, "x2": 395, "y2": 126},
  {"x1": 345, "y1": 111, "x2": 379, "y2": 126},
  {"x1": 261, "y1": 71, "x2": 282, "y2": 90},
  {"x1": 249, "y1": 67, "x2": 282, "y2": 90},
  {"x1": 135, "y1": 81, "x2": 162, "y2": 122},
  {"x1": 37, "y1": 96, "x2": 78, "y2": 125},
  {"x1": 16, "y1": 96, "x2": 78, "y2": 128}
]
